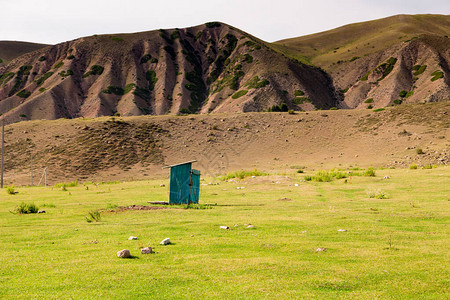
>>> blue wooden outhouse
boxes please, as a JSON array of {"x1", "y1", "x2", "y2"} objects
[{"x1": 164, "y1": 160, "x2": 200, "y2": 204}]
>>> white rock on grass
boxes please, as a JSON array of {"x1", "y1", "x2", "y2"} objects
[
  {"x1": 315, "y1": 247, "x2": 327, "y2": 252},
  {"x1": 246, "y1": 225, "x2": 255, "y2": 229},
  {"x1": 128, "y1": 236, "x2": 138, "y2": 240},
  {"x1": 220, "y1": 226, "x2": 230, "y2": 230},
  {"x1": 338, "y1": 229, "x2": 348, "y2": 232},
  {"x1": 160, "y1": 238, "x2": 171, "y2": 245},
  {"x1": 141, "y1": 247, "x2": 153, "y2": 254},
  {"x1": 117, "y1": 249, "x2": 131, "y2": 258}
]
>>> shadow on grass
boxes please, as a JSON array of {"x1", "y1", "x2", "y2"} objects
[{"x1": 209, "y1": 204, "x2": 265, "y2": 207}]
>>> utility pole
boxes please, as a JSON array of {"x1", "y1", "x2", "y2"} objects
[
  {"x1": 30, "y1": 151, "x2": 33, "y2": 186},
  {"x1": 1, "y1": 119, "x2": 4, "y2": 189}
]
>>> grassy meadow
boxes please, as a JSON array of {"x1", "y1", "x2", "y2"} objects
[{"x1": 0, "y1": 167, "x2": 448, "y2": 299}]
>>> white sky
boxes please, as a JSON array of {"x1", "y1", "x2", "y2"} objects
[{"x1": 1, "y1": 0, "x2": 449, "y2": 44}]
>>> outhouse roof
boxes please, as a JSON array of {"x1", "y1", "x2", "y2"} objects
[{"x1": 162, "y1": 160, "x2": 197, "y2": 169}]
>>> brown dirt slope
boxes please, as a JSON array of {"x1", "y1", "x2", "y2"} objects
[
  {"x1": 0, "y1": 23, "x2": 336, "y2": 124},
  {"x1": 3, "y1": 101, "x2": 448, "y2": 185},
  {"x1": 0, "y1": 41, "x2": 49, "y2": 65}
]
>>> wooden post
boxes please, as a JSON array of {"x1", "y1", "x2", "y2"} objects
[{"x1": 30, "y1": 151, "x2": 33, "y2": 186}]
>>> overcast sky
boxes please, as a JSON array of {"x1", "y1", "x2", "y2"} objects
[{"x1": 1, "y1": 0, "x2": 449, "y2": 44}]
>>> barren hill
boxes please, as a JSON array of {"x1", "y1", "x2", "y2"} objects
[
  {"x1": 0, "y1": 23, "x2": 336, "y2": 124},
  {"x1": 0, "y1": 41, "x2": 49, "y2": 65},
  {"x1": 2, "y1": 102, "x2": 449, "y2": 185},
  {"x1": 274, "y1": 15, "x2": 450, "y2": 109}
]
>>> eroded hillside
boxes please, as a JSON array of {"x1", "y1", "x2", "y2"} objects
[{"x1": 0, "y1": 23, "x2": 336, "y2": 124}]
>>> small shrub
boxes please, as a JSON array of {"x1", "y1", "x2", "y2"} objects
[
  {"x1": 293, "y1": 97, "x2": 310, "y2": 105},
  {"x1": 364, "y1": 98, "x2": 374, "y2": 103},
  {"x1": 67, "y1": 55, "x2": 75, "y2": 60},
  {"x1": 35, "y1": 72, "x2": 54, "y2": 86},
  {"x1": 393, "y1": 99, "x2": 402, "y2": 105},
  {"x1": 17, "y1": 90, "x2": 31, "y2": 98},
  {"x1": 364, "y1": 167, "x2": 376, "y2": 177},
  {"x1": 220, "y1": 169, "x2": 267, "y2": 180},
  {"x1": 38, "y1": 56, "x2": 46, "y2": 61},
  {"x1": 59, "y1": 69, "x2": 74, "y2": 77},
  {"x1": 297, "y1": 169, "x2": 304, "y2": 173},
  {"x1": 6, "y1": 186, "x2": 15, "y2": 195},
  {"x1": 53, "y1": 61, "x2": 64, "y2": 69},
  {"x1": 409, "y1": 163, "x2": 418, "y2": 169},
  {"x1": 19, "y1": 114, "x2": 27, "y2": 118},
  {"x1": 243, "y1": 54, "x2": 253, "y2": 63},
  {"x1": 288, "y1": 109, "x2": 295, "y2": 114},
  {"x1": 416, "y1": 148, "x2": 424, "y2": 155},
  {"x1": 111, "y1": 36, "x2": 123, "y2": 42},
  {"x1": 367, "y1": 189, "x2": 388, "y2": 199},
  {"x1": 13, "y1": 202, "x2": 39, "y2": 214},
  {"x1": 412, "y1": 65, "x2": 426, "y2": 76},
  {"x1": 232, "y1": 90, "x2": 248, "y2": 99},
  {"x1": 124, "y1": 83, "x2": 135, "y2": 94},
  {"x1": 85, "y1": 210, "x2": 101, "y2": 223},
  {"x1": 430, "y1": 70, "x2": 443, "y2": 81},
  {"x1": 367, "y1": 104, "x2": 373, "y2": 109},
  {"x1": 83, "y1": 65, "x2": 104, "y2": 78},
  {"x1": 373, "y1": 108, "x2": 385, "y2": 112},
  {"x1": 360, "y1": 71, "x2": 370, "y2": 81},
  {"x1": 422, "y1": 165, "x2": 433, "y2": 169}
]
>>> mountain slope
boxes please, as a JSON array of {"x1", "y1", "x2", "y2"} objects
[
  {"x1": 274, "y1": 14, "x2": 450, "y2": 69},
  {"x1": 274, "y1": 14, "x2": 450, "y2": 108},
  {"x1": 0, "y1": 41, "x2": 49, "y2": 65},
  {"x1": 0, "y1": 23, "x2": 336, "y2": 124}
]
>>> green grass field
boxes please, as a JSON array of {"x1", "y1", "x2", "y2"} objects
[{"x1": 0, "y1": 167, "x2": 448, "y2": 299}]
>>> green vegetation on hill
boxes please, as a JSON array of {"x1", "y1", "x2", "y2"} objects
[
  {"x1": 83, "y1": 65, "x2": 104, "y2": 78},
  {"x1": 8, "y1": 65, "x2": 32, "y2": 97},
  {"x1": 431, "y1": 70, "x2": 444, "y2": 81},
  {"x1": 0, "y1": 72, "x2": 14, "y2": 85},
  {"x1": 244, "y1": 76, "x2": 269, "y2": 89},
  {"x1": 35, "y1": 72, "x2": 54, "y2": 86}
]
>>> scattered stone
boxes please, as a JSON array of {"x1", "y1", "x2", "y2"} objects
[
  {"x1": 294, "y1": 183, "x2": 299, "y2": 187},
  {"x1": 337, "y1": 229, "x2": 348, "y2": 232},
  {"x1": 301, "y1": 230, "x2": 307, "y2": 233},
  {"x1": 315, "y1": 247, "x2": 327, "y2": 252},
  {"x1": 38, "y1": 210, "x2": 46, "y2": 214},
  {"x1": 141, "y1": 247, "x2": 153, "y2": 254},
  {"x1": 117, "y1": 249, "x2": 131, "y2": 258},
  {"x1": 160, "y1": 238, "x2": 171, "y2": 245},
  {"x1": 128, "y1": 236, "x2": 138, "y2": 240},
  {"x1": 234, "y1": 224, "x2": 239, "y2": 227},
  {"x1": 278, "y1": 197, "x2": 292, "y2": 201},
  {"x1": 160, "y1": 184, "x2": 165, "y2": 187},
  {"x1": 384, "y1": 176, "x2": 390, "y2": 179},
  {"x1": 246, "y1": 225, "x2": 255, "y2": 229},
  {"x1": 220, "y1": 226, "x2": 230, "y2": 230}
]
